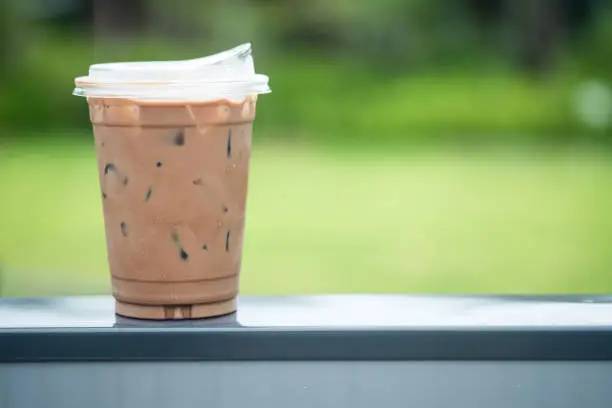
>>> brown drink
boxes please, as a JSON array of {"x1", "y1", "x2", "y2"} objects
[{"x1": 74, "y1": 44, "x2": 269, "y2": 319}]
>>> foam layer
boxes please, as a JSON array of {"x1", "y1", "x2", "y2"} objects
[{"x1": 74, "y1": 43, "x2": 270, "y2": 101}]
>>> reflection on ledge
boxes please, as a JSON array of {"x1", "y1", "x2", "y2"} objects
[
  {"x1": 1, "y1": 295, "x2": 612, "y2": 329},
  {"x1": 113, "y1": 311, "x2": 239, "y2": 328}
]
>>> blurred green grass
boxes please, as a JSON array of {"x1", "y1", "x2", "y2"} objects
[{"x1": 1, "y1": 135, "x2": 612, "y2": 296}]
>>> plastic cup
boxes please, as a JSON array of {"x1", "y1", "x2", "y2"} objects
[{"x1": 73, "y1": 43, "x2": 270, "y2": 319}]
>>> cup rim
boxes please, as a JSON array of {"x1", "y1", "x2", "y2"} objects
[
  {"x1": 73, "y1": 74, "x2": 271, "y2": 100},
  {"x1": 74, "y1": 73, "x2": 269, "y2": 87}
]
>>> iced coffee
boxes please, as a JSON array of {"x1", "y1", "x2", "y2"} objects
[{"x1": 74, "y1": 44, "x2": 270, "y2": 319}]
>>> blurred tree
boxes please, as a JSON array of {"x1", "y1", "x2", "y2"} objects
[
  {"x1": 563, "y1": 0, "x2": 596, "y2": 32},
  {"x1": 503, "y1": 0, "x2": 599, "y2": 74},
  {"x1": 147, "y1": 0, "x2": 205, "y2": 40},
  {"x1": 25, "y1": 0, "x2": 94, "y2": 29},
  {"x1": 572, "y1": 3, "x2": 612, "y2": 79},
  {"x1": 0, "y1": 0, "x2": 20, "y2": 79},
  {"x1": 276, "y1": 0, "x2": 345, "y2": 50},
  {"x1": 93, "y1": 0, "x2": 148, "y2": 39},
  {"x1": 466, "y1": 0, "x2": 505, "y2": 23},
  {"x1": 516, "y1": 0, "x2": 564, "y2": 74}
]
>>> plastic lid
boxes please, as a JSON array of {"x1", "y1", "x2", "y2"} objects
[{"x1": 73, "y1": 43, "x2": 270, "y2": 101}]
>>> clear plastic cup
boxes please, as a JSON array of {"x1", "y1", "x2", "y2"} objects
[{"x1": 74, "y1": 43, "x2": 270, "y2": 319}]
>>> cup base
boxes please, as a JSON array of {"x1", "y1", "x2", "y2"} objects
[{"x1": 115, "y1": 298, "x2": 237, "y2": 320}]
